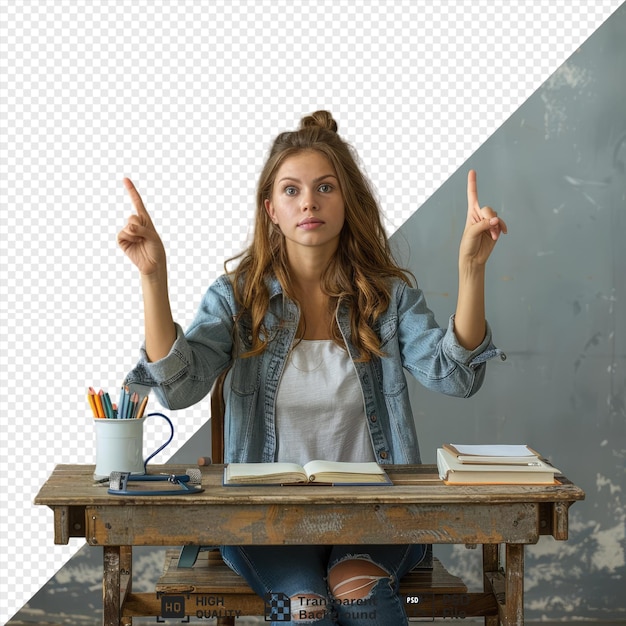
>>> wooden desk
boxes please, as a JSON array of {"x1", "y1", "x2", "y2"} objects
[{"x1": 35, "y1": 464, "x2": 584, "y2": 625}]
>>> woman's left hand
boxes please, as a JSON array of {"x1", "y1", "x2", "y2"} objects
[{"x1": 459, "y1": 170, "x2": 508, "y2": 268}]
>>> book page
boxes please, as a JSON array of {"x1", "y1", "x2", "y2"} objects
[
  {"x1": 225, "y1": 462, "x2": 306, "y2": 481},
  {"x1": 302, "y1": 460, "x2": 384, "y2": 478}
]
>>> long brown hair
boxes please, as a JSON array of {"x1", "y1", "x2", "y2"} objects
[{"x1": 226, "y1": 111, "x2": 414, "y2": 361}]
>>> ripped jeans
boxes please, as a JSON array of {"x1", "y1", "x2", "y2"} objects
[{"x1": 220, "y1": 544, "x2": 426, "y2": 625}]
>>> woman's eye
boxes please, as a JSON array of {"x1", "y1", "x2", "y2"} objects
[
  {"x1": 284, "y1": 186, "x2": 297, "y2": 196},
  {"x1": 318, "y1": 184, "x2": 333, "y2": 193}
]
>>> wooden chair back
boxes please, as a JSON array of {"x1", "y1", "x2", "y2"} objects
[{"x1": 210, "y1": 369, "x2": 228, "y2": 464}]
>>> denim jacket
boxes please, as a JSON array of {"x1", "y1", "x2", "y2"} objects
[{"x1": 125, "y1": 274, "x2": 502, "y2": 465}]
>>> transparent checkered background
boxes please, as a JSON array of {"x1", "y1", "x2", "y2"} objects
[{"x1": 1, "y1": 0, "x2": 622, "y2": 621}]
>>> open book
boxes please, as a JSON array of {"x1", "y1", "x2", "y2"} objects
[
  {"x1": 223, "y1": 461, "x2": 392, "y2": 486},
  {"x1": 437, "y1": 446, "x2": 560, "y2": 485}
]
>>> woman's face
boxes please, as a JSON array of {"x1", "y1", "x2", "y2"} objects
[{"x1": 265, "y1": 150, "x2": 345, "y2": 259}]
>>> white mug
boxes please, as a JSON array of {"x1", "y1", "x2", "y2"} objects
[{"x1": 93, "y1": 412, "x2": 174, "y2": 480}]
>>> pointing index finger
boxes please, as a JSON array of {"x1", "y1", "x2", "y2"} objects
[
  {"x1": 467, "y1": 169, "x2": 480, "y2": 210},
  {"x1": 123, "y1": 177, "x2": 151, "y2": 220}
]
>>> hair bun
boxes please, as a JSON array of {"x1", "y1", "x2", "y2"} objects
[{"x1": 300, "y1": 110, "x2": 338, "y2": 133}]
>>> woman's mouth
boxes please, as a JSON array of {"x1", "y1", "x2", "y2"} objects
[{"x1": 298, "y1": 217, "x2": 324, "y2": 230}]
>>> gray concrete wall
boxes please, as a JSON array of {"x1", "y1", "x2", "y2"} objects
[{"x1": 391, "y1": 6, "x2": 625, "y2": 618}]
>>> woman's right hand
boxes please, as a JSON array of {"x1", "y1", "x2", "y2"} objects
[{"x1": 117, "y1": 178, "x2": 167, "y2": 276}]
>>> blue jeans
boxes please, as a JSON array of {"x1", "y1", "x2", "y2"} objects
[{"x1": 220, "y1": 544, "x2": 426, "y2": 625}]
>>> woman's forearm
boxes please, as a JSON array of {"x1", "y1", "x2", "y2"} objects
[
  {"x1": 141, "y1": 267, "x2": 176, "y2": 362},
  {"x1": 454, "y1": 263, "x2": 487, "y2": 350}
]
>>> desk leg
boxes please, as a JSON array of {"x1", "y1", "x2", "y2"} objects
[
  {"x1": 483, "y1": 544, "x2": 500, "y2": 626},
  {"x1": 103, "y1": 546, "x2": 133, "y2": 626},
  {"x1": 103, "y1": 546, "x2": 121, "y2": 626},
  {"x1": 120, "y1": 545, "x2": 133, "y2": 626},
  {"x1": 505, "y1": 544, "x2": 524, "y2": 625}
]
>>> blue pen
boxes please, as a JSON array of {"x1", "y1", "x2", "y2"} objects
[
  {"x1": 123, "y1": 387, "x2": 130, "y2": 419},
  {"x1": 118, "y1": 387, "x2": 127, "y2": 419},
  {"x1": 124, "y1": 386, "x2": 132, "y2": 418}
]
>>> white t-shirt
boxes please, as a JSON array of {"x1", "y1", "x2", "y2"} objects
[{"x1": 275, "y1": 339, "x2": 375, "y2": 464}]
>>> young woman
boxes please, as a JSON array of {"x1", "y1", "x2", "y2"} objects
[{"x1": 118, "y1": 111, "x2": 506, "y2": 625}]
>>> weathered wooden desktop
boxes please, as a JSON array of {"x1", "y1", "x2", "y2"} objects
[{"x1": 34, "y1": 464, "x2": 584, "y2": 625}]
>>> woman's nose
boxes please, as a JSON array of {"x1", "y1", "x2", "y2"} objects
[{"x1": 301, "y1": 189, "x2": 318, "y2": 211}]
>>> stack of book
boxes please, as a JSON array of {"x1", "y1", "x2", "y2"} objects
[{"x1": 437, "y1": 444, "x2": 560, "y2": 485}]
